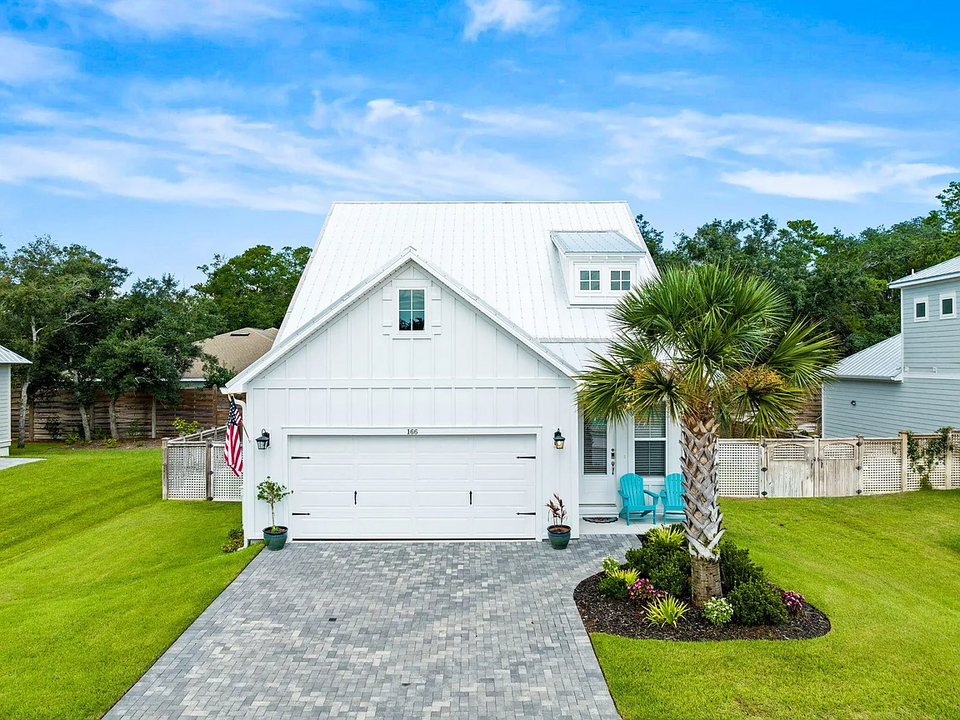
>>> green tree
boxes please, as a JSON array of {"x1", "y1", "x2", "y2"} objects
[
  {"x1": 577, "y1": 265, "x2": 837, "y2": 605},
  {"x1": 635, "y1": 214, "x2": 668, "y2": 266},
  {"x1": 195, "y1": 245, "x2": 311, "y2": 331}
]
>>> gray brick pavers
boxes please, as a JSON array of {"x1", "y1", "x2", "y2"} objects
[{"x1": 106, "y1": 536, "x2": 640, "y2": 719}]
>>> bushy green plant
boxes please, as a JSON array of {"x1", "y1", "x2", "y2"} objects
[
  {"x1": 257, "y1": 477, "x2": 293, "y2": 533},
  {"x1": 221, "y1": 527, "x2": 244, "y2": 554},
  {"x1": 43, "y1": 418, "x2": 62, "y2": 440},
  {"x1": 649, "y1": 560, "x2": 690, "y2": 598},
  {"x1": 719, "y1": 539, "x2": 766, "y2": 593},
  {"x1": 602, "y1": 556, "x2": 621, "y2": 575},
  {"x1": 703, "y1": 596, "x2": 734, "y2": 626},
  {"x1": 126, "y1": 419, "x2": 146, "y2": 439},
  {"x1": 172, "y1": 417, "x2": 201, "y2": 436},
  {"x1": 103, "y1": 437, "x2": 119, "y2": 448},
  {"x1": 646, "y1": 595, "x2": 689, "y2": 627},
  {"x1": 64, "y1": 431, "x2": 83, "y2": 445},
  {"x1": 609, "y1": 568, "x2": 639, "y2": 586},
  {"x1": 645, "y1": 523, "x2": 686, "y2": 550},
  {"x1": 598, "y1": 576, "x2": 630, "y2": 600},
  {"x1": 626, "y1": 543, "x2": 691, "y2": 582},
  {"x1": 728, "y1": 579, "x2": 788, "y2": 625}
]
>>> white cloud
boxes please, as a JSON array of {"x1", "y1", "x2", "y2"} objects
[
  {"x1": 722, "y1": 163, "x2": 958, "y2": 202},
  {"x1": 660, "y1": 28, "x2": 712, "y2": 49},
  {"x1": 0, "y1": 35, "x2": 77, "y2": 86},
  {"x1": 615, "y1": 71, "x2": 719, "y2": 93},
  {"x1": 463, "y1": 0, "x2": 560, "y2": 40}
]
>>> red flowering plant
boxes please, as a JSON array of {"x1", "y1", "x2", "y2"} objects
[
  {"x1": 780, "y1": 589, "x2": 806, "y2": 616},
  {"x1": 629, "y1": 578, "x2": 666, "y2": 605}
]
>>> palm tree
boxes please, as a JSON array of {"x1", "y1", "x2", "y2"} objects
[{"x1": 577, "y1": 264, "x2": 837, "y2": 606}]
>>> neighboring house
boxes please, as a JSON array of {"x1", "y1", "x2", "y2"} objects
[
  {"x1": 823, "y1": 255, "x2": 960, "y2": 437},
  {"x1": 181, "y1": 327, "x2": 278, "y2": 387},
  {"x1": 226, "y1": 201, "x2": 682, "y2": 542},
  {"x1": 0, "y1": 345, "x2": 30, "y2": 456}
]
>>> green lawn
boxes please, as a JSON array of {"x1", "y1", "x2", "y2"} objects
[
  {"x1": 593, "y1": 490, "x2": 960, "y2": 720},
  {"x1": 0, "y1": 444, "x2": 259, "y2": 720}
]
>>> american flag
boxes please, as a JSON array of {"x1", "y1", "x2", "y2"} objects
[{"x1": 224, "y1": 396, "x2": 243, "y2": 477}]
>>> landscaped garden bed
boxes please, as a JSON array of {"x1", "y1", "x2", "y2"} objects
[{"x1": 575, "y1": 524, "x2": 830, "y2": 642}]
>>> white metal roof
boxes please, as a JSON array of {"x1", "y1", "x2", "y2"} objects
[
  {"x1": 889, "y1": 254, "x2": 960, "y2": 289},
  {"x1": 0, "y1": 345, "x2": 29, "y2": 364},
  {"x1": 551, "y1": 230, "x2": 643, "y2": 255},
  {"x1": 541, "y1": 341, "x2": 609, "y2": 372},
  {"x1": 277, "y1": 201, "x2": 656, "y2": 345},
  {"x1": 831, "y1": 334, "x2": 902, "y2": 381}
]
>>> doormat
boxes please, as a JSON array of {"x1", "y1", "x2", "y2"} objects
[{"x1": 582, "y1": 516, "x2": 618, "y2": 524}]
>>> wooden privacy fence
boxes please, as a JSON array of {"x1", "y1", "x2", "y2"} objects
[
  {"x1": 717, "y1": 432, "x2": 960, "y2": 498},
  {"x1": 162, "y1": 426, "x2": 242, "y2": 501}
]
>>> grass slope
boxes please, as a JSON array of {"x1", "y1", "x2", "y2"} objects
[
  {"x1": 593, "y1": 490, "x2": 960, "y2": 720},
  {"x1": 0, "y1": 444, "x2": 259, "y2": 719}
]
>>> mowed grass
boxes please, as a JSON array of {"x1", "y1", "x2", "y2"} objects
[
  {"x1": 593, "y1": 490, "x2": 960, "y2": 720},
  {"x1": 0, "y1": 444, "x2": 259, "y2": 719}
]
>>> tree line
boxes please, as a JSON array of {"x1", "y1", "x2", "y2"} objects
[{"x1": 0, "y1": 240, "x2": 310, "y2": 445}]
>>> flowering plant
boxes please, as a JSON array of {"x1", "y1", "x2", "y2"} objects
[
  {"x1": 703, "y1": 596, "x2": 734, "y2": 626},
  {"x1": 629, "y1": 578, "x2": 666, "y2": 604},
  {"x1": 780, "y1": 589, "x2": 806, "y2": 616}
]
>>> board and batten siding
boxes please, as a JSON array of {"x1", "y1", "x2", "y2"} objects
[
  {"x1": 0, "y1": 365, "x2": 11, "y2": 455},
  {"x1": 901, "y1": 277, "x2": 960, "y2": 376},
  {"x1": 240, "y1": 262, "x2": 580, "y2": 540},
  {"x1": 823, "y1": 376, "x2": 960, "y2": 438}
]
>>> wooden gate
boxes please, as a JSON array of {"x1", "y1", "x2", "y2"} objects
[
  {"x1": 765, "y1": 441, "x2": 815, "y2": 497},
  {"x1": 817, "y1": 439, "x2": 859, "y2": 496}
]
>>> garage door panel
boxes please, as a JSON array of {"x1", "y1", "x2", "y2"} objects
[
  {"x1": 417, "y1": 463, "x2": 471, "y2": 480},
  {"x1": 297, "y1": 490, "x2": 355, "y2": 509},
  {"x1": 356, "y1": 517, "x2": 415, "y2": 535},
  {"x1": 356, "y1": 463, "x2": 412, "y2": 481},
  {"x1": 357, "y1": 435, "x2": 410, "y2": 453},
  {"x1": 473, "y1": 489, "x2": 531, "y2": 508},
  {"x1": 474, "y1": 463, "x2": 530, "y2": 482},
  {"x1": 416, "y1": 490, "x2": 469, "y2": 508},
  {"x1": 360, "y1": 490, "x2": 413, "y2": 507},
  {"x1": 300, "y1": 462, "x2": 354, "y2": 481}
]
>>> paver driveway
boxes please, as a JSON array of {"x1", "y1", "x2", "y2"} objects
[{"x1": 107, "y1": 536, "x2": 640, "y2": 719}]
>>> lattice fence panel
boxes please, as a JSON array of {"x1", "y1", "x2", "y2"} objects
[
  {"x1": 861, "y1": 439, "x2": 901, "y2": 494},
  {"x1": 952, "y1": 434, "x2": 960, "y2": 490},
  {"x1": 716, "y1": 440, "x2": 762, "y2": 497},
  {"x1": 905, "y1": 436, "x2": 945, "y2": 490},
  {"x1": 768, "y1": 442, "x2": 809, "y2": 461},
  {"x1": 165, "y1": 443, "x2": 208, "y2": 500},
  {"x1": 211, "y1": 443, "x2": 243, "y2": 501}
]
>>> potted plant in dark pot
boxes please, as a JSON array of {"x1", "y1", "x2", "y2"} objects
[
  {"x1": 545, "y1": 494, "x2": 571, "y2": 549},
  {"x1": 257, "y1": 477, "x2": 293, "y2": 551}
]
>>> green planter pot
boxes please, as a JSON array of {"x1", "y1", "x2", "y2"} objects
[
  {"x1": 263, "y1": 526, "x2": 289, "y2": 551},
  {"x1": 547, "y1": 525, "x2": 571, "y2": 549}
]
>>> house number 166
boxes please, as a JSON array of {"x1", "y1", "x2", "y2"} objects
[{"x1": 407, "y1": 428, "x2": 419, "y2": 435}]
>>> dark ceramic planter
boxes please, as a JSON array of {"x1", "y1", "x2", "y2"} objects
[
  {"x1": 263, "y1": 526, "x2": 289, "y2": 551},
  {"x1": 547, "y1": 525, "x2": 571, "y2": 549}
]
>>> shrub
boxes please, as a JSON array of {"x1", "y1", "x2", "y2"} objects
[
  {"x1": 173, "y1": 417, "x2": 201, "y2": 436},
  {"x1": 43, "y1": 418, "x2": 62, "y2": 440},
  {"x1": 728, "y1": 579, "x2": 788, "y2": 625},
  {"x1": 719, "y1": 539, "x2": 766, "y2": 593},
  {"x1": 126, "y1": 419, "x2": 145, "y2": 439},
  {"x1": 703, "y1": 596, "x2": 734, "y2": 626},
  {"x1": 646, "y1": 595, "x2": 689, "y2": 627},
  {"x1": 645, "y1": 524, "x2": 686, "y2": 550},
  {"x1": 627, "y1": 543, "x2": 691, "y2": 584},
  {"x1": 64, "y1": 432, "x2": 83, "y2": 445},
  {"x1": 221, "y1": 528, "x2": 244, "y2": 554},
  {"x1": 103, "y1": 438, "x2": 119, "y2": 448},
  {"x1": 629, "y1": 578, "x2": 665, "y2": 604},
  {"x1": 609, "y1": 568, "x2": 638, "y2": 586},
  {"x1": 649, "y1": 560, "x2": 690, "y2": 598},
  {"x1": 601, "y1": 556, "x2": 621, "y2": 576},
  {"x1": 780, "y1": 589, "x2": 807, "y2": 616},
  {"x1": 598, "y1": 576, "x2": 630, "y2": 600}
]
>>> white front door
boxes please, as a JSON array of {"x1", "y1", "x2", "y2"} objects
[
  {"x1": 579, "y1": 418, "x2": 626, "y2": 510},
  {"x1": 287, "y1": 433, "x2": 538, "y2": 540}
]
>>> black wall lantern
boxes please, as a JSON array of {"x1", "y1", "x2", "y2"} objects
[
  {"x1": 256, "y1": 429, "x2": 271, "y2": 450},
  {"x1": 553, "y1": 429, "x2": 565, "y2": 450}
]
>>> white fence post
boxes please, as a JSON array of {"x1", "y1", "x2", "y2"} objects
[{"x1": 899, "y1": 431, "x2": 909, "y2": 492}]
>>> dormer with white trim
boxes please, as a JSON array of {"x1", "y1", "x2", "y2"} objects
[{"x1": 551, "y1": 230, "x2": 646, "y2": 306}]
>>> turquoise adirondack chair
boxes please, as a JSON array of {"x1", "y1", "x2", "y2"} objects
[
  {"x1": 618, "y1": 473, "x2": 659, "y2": 525},
  {"x1": 660, "y1": 473, "x2": 686, "y2": 524}
]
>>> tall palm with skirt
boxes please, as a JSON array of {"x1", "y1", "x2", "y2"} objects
[{"x1": 577, "y1": 264, "x2": 837, "y2": 606}]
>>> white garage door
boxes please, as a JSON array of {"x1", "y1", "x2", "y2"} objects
[{"x1": 287, "y1": 433, "x2": 538, "y2": 540}]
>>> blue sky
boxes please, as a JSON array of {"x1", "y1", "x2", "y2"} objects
[{"x1": 1, "y1": 0, "x2": 958, "y2": 284}]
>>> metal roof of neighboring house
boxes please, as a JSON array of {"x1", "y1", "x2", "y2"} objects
[
  {"x1": 278, "y1": 201, "x2": 657, "y2": 344},
  {"x1": 550, "y1": 230, "x2": 643, "y2": 255},
  {"x1": 830, "y1": 334, "x2": 902, "y2": 381},
  {"x1": 183, "y1": 327, "x2": 277, "y2": 380},
  {"x1": 0, "y1": 345, "x2": 30, "y2": 364},
  {"x1": 889, "y1": 254, "x2": 960, "y2": 289}
]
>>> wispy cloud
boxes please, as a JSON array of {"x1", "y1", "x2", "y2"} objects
[
  {"x1": 0, "y1": 35, "x2": 77, "y2": 86},
  {"x1": 615, "y1": 71, "x2": 720, "y2": 93},
  {"x1": 463, "y1": 0, "x2": 560, "y2": 40}
]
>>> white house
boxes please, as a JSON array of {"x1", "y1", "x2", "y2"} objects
[
  {"x1": 0, "y1": 345, "x2": 30, "y2": 456},
  {"x1": 226, "y1": 202, "x2": 682, "y2": 542}
]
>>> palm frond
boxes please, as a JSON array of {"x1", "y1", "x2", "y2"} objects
[{"x1": 762, "y1": 319, "x2": 839, "y2": 388}]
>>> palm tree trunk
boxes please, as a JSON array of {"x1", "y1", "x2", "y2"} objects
[{"x1": 680, "y1": 415, "x2": 724, "y2": 607}]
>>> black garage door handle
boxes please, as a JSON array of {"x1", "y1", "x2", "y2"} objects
[
  {"x1": 516, "y1": 512, "x2": 537, "y2": 516},
  {"x1": 292, "y1": 512, "x2": 310, "y2": 516}
]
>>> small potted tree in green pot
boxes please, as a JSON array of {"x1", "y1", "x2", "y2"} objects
[
  {"x1": 545, "y1": 494, "x2": 571, "y2": 549},
  {"x1": 257, "y1": 477, "x2": 292, "y2": 551}
]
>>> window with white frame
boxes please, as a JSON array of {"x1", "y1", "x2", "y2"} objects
[
  {"x1": 635, "y1": 406, "x2": 667, "y2": 476},
  {"x1": 610, "y1": 269, "x2": 631, "y2": 291},
  {"x1": 941, "y1": 293, "x2": 956, "y2": 319},
  {"x1": 579, "y1": 269, "x2": 601, "y2": 292},
  {"x1": 582, "y1": 419, "x2": 607, "y2": 474},
  {"x1": 914, "y1": 297, "x2": 928, "y2": 322},
  {"x1": 398, "y1": 289, "x2": 425, "y2": 331}
]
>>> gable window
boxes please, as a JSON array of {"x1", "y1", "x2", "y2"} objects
[
  {"x1": 941, "y1": 293, "x2": 956, "y2": 319},
  {"x1": 635, "y1": 406, "x2": 667, "y2": 476},
  {"x1": 583, "y1": 419, "x2": 607, "y2": 474},
  {"x1": 914, "y1": 297, "x2": 928, "y2": 322},
  {"x1": 610, "y1": 269, "x2": 631, "y2": 291},
  {"x1": 579, "y1": 270, "x2": 601, "y2": 292},
  {"x1": 398, "y1": 289, "x2": 425, "y2": 331}
]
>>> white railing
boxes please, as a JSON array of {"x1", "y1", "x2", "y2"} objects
[{"x1": 162, "y1": 427, "x2": 241, "y2": 501}]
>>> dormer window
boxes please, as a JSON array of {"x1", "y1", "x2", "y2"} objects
[
  {"x1": 579, "y1": 270, "x2": 601, "y2": 292},
  {"x1": 610, "y1": 269, "x2": 631, "y2": 291},
  {"x1": 398, "y1": 289, "x2": 425, "y2": 331}
]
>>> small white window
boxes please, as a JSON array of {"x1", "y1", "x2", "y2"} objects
[
  {"x1": 941, "y1": 293, "x2": 956, "y2": 319},
  {"x1": 579, "y1": 269, "x2": 601, "y2": 292},
  {"x1": 398, "y1": 289, "x2": 425, "y2": 331},
  {"x1": 610, "y1": 269, "x2": 631, "y2": 291},
  {"x1": 914, "y1": 297, "x2": 928, "y2": 322}
]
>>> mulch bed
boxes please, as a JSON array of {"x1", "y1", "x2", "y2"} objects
[{"x1": 574, "y1": 571, "x2": 831, "y2": 642}]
